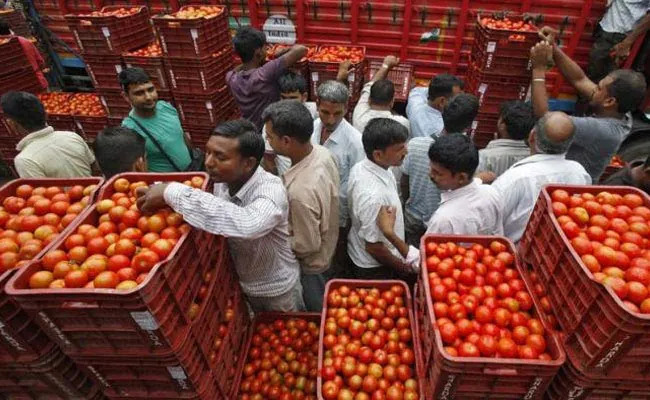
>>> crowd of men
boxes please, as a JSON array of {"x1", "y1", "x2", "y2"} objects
[{"x1": 2, "y1": 11, "x2": 650, "y2": 312}]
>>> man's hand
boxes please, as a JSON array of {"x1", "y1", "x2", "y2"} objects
[
  {"x1": 476, "y1": 171, "x2": 497, "y2": 184},
  {"x1": 611, "y1": 39, "x2": 632, "y2": 61},
  {"x1": 136, "y1": 183, "x2": 169, "y2": 215},
  {"x1": 530, "y1": 41, "x2": 553, "y2": 70},
  {"x1": 538, "y1": 26, "x2": 558, "y2": 44},
  {"x1": 377, "y1": 205, "x2": 397, "y2": 237},
  {"x1": 382, "y1": 55, "x2": 399, "y2": 69},
  {"x1": 336, "y1": 60, "x2": 352, "y2": 82}
]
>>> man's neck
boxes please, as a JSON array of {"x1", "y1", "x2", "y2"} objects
[
  {"x1": 227, "y1": 169, "x2": 256, "y2": 197},
  {"x1": 370, "y1": 103, "x2": 392, "y2": 112},
  {"x1": 242, "y1": 59, "x2": 262, "y2": 71},
  {"x1": 427, "y1": 99, "x2": 441, "y2": 112},
  {"x1": 288, "y1": 143, "x2": 313, "y2": 165},
  {"x1": 134, "y1": 107, "x2": 156, "y2": 118},
  {"x1": 595, "y1": 107, "x2": 625, "y2": 119}
]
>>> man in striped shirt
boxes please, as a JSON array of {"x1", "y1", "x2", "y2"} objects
[{"x1": 136, "y1": 119, "x2": 304, "y2": 312}]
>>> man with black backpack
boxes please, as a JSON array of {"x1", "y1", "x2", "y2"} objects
[{"x1": 119, "y1": 68, "x2": 198, "y2": 172}]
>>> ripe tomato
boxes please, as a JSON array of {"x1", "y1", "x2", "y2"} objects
[
  {"x1": 64, "y1": 270, "x2": 89, "y2": 288},
  {"x1": 94, "y1": 271, "x2": 119, "y2": 288}
]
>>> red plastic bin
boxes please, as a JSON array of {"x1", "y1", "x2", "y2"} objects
[
  {"x1": 84, "y1": 54, "x2": 124, "y2": 90},
  {"x1": 317, "y1": 279, "x2": 425, "y2": 400},
  {"x1": 366, "y1": 60, "x2": 414, "y2": 102},
  {"x1": 166, "y1": 47, "x2": 233, "y2": 95},
  {"x1": 466, "y1": 66, "x2": 530, "y2": 115},
  {"x1": 153, "y1": 6, "x2": 230, "y2": 59},
  {"x1": 0, "y1": 35, "x2": 29, "y2": 77},
  {"x1": 417, "y1": 234, "x2": 566, "y2": 400},
  {"x1": 308, "y1": 45, "x2": 367, "y2": 101},
  {"x1": 175, "y1": 86, "x2": 235, "y2": 126},
  {"x1": 519, "y1": 184, "x2": 650, "y2": 380},
  {"x1": 74, "y1": 115, "x2": 109, "y2": 141},
  {"x1": 98, "y1": 88, "x2": 132, "y2": 118},
  {"x1": 65, "y1": 6, "x2": 154, "y2": 54},
  {"x1": 0, "y1": 67, "x2": 44, "y2": 94}
]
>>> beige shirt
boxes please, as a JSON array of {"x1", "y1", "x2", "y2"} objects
[
  {"x1": 15, "y1": 126, "x2": 95, "y2": 178},
  {"x1": 284, "y1": 145, "x2": 340, "y2": 275}
]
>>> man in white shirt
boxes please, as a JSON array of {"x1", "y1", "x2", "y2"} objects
[
  {"x1": 493, "y1": 112, "x2": 592, "y2": 243},
  {"x1": 136, "y1": 119, "x2": 304, "y2": 312},
  {"x1": 426, "y1": 133, "x2": 503, "y2": 236},
  {"x1": 352, "y1": 55, "x2": 410, "y2": 134},
  {"x1": 263, "y1": 100, "x2": 340, "y2": 312},
  {"x1": 401, "y1": 93, "x2": 479, "y2": 246},
  {"x1": 406, "y1": 73, "x2": 463, "y2": 138},
  {"x1": 476, "y1": 100, "x2": 535, "y2": 183},
  {"x1": 348, "y1": 118, "x2": 419, "y2": 279},
  {"x1": 312, "y1": 80, "x2": 366, "y2": 277}
]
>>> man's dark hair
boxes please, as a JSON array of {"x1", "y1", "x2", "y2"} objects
[
  {"x1": 428, "y1": 133, "x2": 479, "y2": 176},
  {"x1": 499, "y1": 100, "x2": 535, "y2": 140},
  {"x1": 0, "y1": 17, "x2": 10, "y2": 35},
  {"x1": 370, "y1": 80, "x2": 395, "y2": 105},
  {"x1": 442, "y1": 93, "x2": 479, "y2": 134},
  {"x1": 232, "y1": 26, "x2": 266, "y2": 63},
  {"x1": 93, "y1": 126, "x2": 145, "y2": 178},
  {"x1": 0, "y1": 91, "x2": 46, "y2": 132},
  {"x1": 362, "y1": 118, "x2": 408, "y2": 160},
  {"x1": 607, "y1": 69, "x2": 647, "y2": 113},
  {"x1": 262, "y1": 100, "x2": 313, "y2": 143},
  {"x1": 212, "y1": 119, "x2": 265, "y2": 165},
  {"x1": 428, "y1": 73, "x2": 464, "y2": 101},
  {"x1": 118, "y1": 67, "x2": 151, "y2": 93},
  {"x1": 278, "y1": 71, "x2": 308, "y2": 94}
]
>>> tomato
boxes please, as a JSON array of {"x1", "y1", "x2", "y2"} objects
[
  {"x1": 29, "y1": 270, "x2": 54, "y2": 288},
  {"x1": 150, "y1": 238, "x2": 174, "y2": 258},
  {"x1": 94, "y1": 271, "x2": 119, "y2": 289},
  {"x1": 64, "y1": 270, "x2": 89, "y2": 288}
]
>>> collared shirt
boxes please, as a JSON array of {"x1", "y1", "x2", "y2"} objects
[
  {"x1": 493, "y1": 153, "x2": 592, "y2": 242},
  {"x1": 600, "y1": 0, "x2": 650, "y2": 34},
  {"x1": 312, "y1": 118, "x2": 366, "y2": 227},
  {"x1": 400, "y1": 136, "x2": 441, "y2": 225},
  {"x1": 347, "y1": 159, "x2": 405, "y2": 269},
  {"x1": 15, "y1": 126, "x2": 95, "y2": 178},
  {"x1": 163, "y1": 167, "x2": 300, "y2": 298},
  {"x1": 406, "y1": 87, "x2": 444, "y2": 138},
  {"x1": 263, "y1": 101, "x2": 318, "y2": 176},
  {"x1": 426, "y1": 178, "x2": 504, "y2": 236},
  {"x1": 567, "y1": 114, "x2": 632, "y2": 183},
  {"x1": 353, "y1": 82, "x2": 410, "y2": 134},
  {"x1": 284, "y1": 145, "x2": 340, "y2": 274},
  {"x1": 477, "y1": 139, "x2": 531, "y2": 178}
]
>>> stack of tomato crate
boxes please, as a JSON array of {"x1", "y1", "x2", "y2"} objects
[
  {"x1": 0, "y1": 8, "x2": 31, "y2": 37},
  {"x1": 153, "y1": 5, "x2": 237, "y2": 146},
  {"x1": 466, "y1": 14, "x2": 538, "y2": 148},
  {"x1": 4, "y1": 172, "x2": 250, "y2": 400},
  {"x1": 366, "y1": 60, "x2": 414, "y2": 103},
  {"x1": 519, "y1": 184, "x2": 650, "y2": 398}
]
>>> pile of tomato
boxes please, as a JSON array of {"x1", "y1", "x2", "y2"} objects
[
  {"x1": 167, "y1": 6, "x2": 224, "y2": 19},
  {"x1": 551, "y1": 189, "x2": 650, "y2": 313},
  {"x1": 267, "y1": 44, "x2": 316, "y2": 63},
  {"x1": 70, "y1": 93, "x2": 106, "y2": 117},
  {"x1": 425, "y1": 240, "x2": 552, "y2": 360},
  {"x1": 321, "y1": 284, "x2": 419, "y2": 400},
  {"x1": 310, "y1": 46, "x2": 364, "y2": 64},
  {"x1": 39, "y1": 93, "x2": 72, "y2": 115},
  {"x1": 480, "y1": 17, "x2": 536, "y2": 32},
  {"x1": 238, "y1": 317, "x2": 319, "y2": 400},
  {"x1": 125, "y1": 42, "x2": 162, "y2": 57},
  {"x1": 26, "y1": 176, "x2": 204, "y2": 290},
  {"x1": 81, "y1": 7, "x2": 139, "y2": 17},
  {"x1": 0, "y1": 183, "x2": 97, "y2": 273}
]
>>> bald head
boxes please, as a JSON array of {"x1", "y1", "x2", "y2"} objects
[{"x1": 533, "y1": 112, "x2": 575, "y2": 154}]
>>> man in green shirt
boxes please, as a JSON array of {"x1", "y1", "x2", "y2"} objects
[{"x1": 119, "y1": 67, "x2": 191, "y2": 172}]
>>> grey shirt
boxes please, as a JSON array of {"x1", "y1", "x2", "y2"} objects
[
  {"x1": 477, "y1": 139, "x2": 531, "y2": 178},
  {"x1": 567, "y1": 114, "x2": 632, "y2": 183}
]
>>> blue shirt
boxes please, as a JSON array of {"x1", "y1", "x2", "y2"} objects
[
  {"x1": 400, "y1": 136, "x2": 441, "y2": 225},
  {"x1": 406, "y1": 87, "x2": 444, "y2": 139}
]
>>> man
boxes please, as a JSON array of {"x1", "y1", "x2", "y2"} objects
[
  {"x1": 352, "y1": 55, "x2": 410, "y2": 134},
  {"x1": 426, "y1": 133, "x2": 503, "y2": 235},
  {"x1": 603, "y1": 154, "x2": 650, "y2": 193},
  {"x1": 530, "y1": 38, "x2": 646, "y2": 182},
  {"x1": 93, "y1": 126, "x2": 147, "y2": 178},
  {"x1": 263, "y1": 100, "x2": 339, "y2": 311},
  {"x1": 348, "y1": 118, "x2": 419, "y2": 279},
  {"x1": 312, "y1": 80, "x2": 366, "y2": 277},
  {"x1": 136, "y1": 119, "x2": 304, "y2": 312},
  {"x1": 476, "y1": 100, "x2": 535, "y2": 183},
  {"x1": 227, "y1": 26, "x2": 307, "y2": 130},
  {"x1": 400, "y1": 93, "x2": 479, "y2": 246},
  {"x1": 0, "y1": 17, "x2": 48, "y2": 90},
  {"x1": 406, "y1": 73, "x2": 463, "y2": 138},
  {"x1": 119, "y1": 67, "x2": 191, "y2": 173},
  {"x1": 493, "y1": 112, "x2": 592, "y2": 243},
  {"x1": 1, "y1": 91, "x2": 96, "y2": 178}
]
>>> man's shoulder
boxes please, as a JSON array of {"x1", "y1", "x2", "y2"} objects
[{"x1": 408, "y1": 136, "x2": 434, "y2": 151}]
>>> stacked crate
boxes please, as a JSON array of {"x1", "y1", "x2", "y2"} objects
[
  {"x1": 153, "y1": 5, "x2": 236, "y2": 146},
  {"x1": 366, "y1": 60, "x2": 414, "y2": 103},
  {"x1": 0, "y1": 8, "x2": 31, "y2": 37},
  {"x1": 466, "y1": 14, "x2": 538, "y2": 149}
]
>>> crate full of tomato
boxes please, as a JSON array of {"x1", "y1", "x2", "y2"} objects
[
  {"x1": 519, "y1": 185, "x2": 650, "y2": 381},
  {"x1": 70, "y1": 93, "x2": 108, "y2": 141},
  {"x1": 308, "y1": 45, "x2": 367, "y2": 102},
  {"x1": 416, "y1": 235, "x2": 565, "y2": 400},
  {"x1": 38, "y1": 93, "x2": 76, "y2": 133}
]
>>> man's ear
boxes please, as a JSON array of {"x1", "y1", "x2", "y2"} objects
[
  {"x1": 301, "y1": 93, "x2": 308, "y2": 102},
  {"x1": 133, "y1": 156, "x2": 147, "y2": 173},
  {"x1": 603, "y1": 96, "x2": 618, "y2": 111}
]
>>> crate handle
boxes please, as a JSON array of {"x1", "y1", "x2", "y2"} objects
[
  {"x1": 391, "y1": 4, "x2": 398, "y2": 24},
  {"x1": 418, "y1": 6, "x2": 427, "y2": 25},
  {"x1": 482, "y1": 367, "x2": 518, "y2": 376},
  {"x1": 339, "y1": 0, "x2": 346, "y2": 21},
  {"x1": 364, "y1": 2, "x2": 372, "y2": 23},
  {"x1": 62, "y1": 301, "x2": 100, "y2": 309}
]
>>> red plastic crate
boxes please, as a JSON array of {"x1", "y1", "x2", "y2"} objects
[
  {"x1": 98, "y1": 88, "x2": 132, "y2": 118},
  {"x1": 519, "y1": 184, "x2": 650, "y2": 380},
  {"x1": 74, "y1": 115, "x2": 109, "y2": 141},
  {"x1": 64, "y1": 0, "x2": 103, "y2": 13},
  {"x1": 0, "y1": 9, "x2": 31, "y2": 37},
  {"x1": 317, "y1": 279, "x2": 425, "y2": 400},
  {"x1": 308, "y1": 45, "x2": 367, "y2": 101},
  {"x1": 123, "y1": 46, "x2": 170, "y2": 90},
  {"x1": 65, "y1": 6, "x2": 154, "y2": 55},
  {"x1": 466, "y1": 66, "x2": 530, "y2": 115},
  {"x1": 0, "y1": 67, "x2": 44, "y2": 94},
  {"x1": 175, "y1": 86, "x2": 235, "y2": 126},
  {"x1": 153, "y1": 6, "x2": 230, "y2": 58},
  {"x1": 84, "y1": 54, "x2": 124, "y2": 90},
  {"x1": 417, "y1": 234, "x2": 566, "y2": 400},
  {"x1": 166, "y1": 47, "x2": 233, "y2": 95},
  {"x1": 366, "y1": 60, "x2": 414, "y2": 102},
  {"x1": 0, "y1": 36, "x2": 30, "y2": 77},
  {"x1": 102, "y1": 0, "x2": 177, "y2": 14}
]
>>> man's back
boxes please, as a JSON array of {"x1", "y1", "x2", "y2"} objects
[
  {"x1": 406, "y1": 87, "x2": 443, "y2": 138},
  {"x1": 401, "y1": 136, "x2": 441, "y2": 225},
  {"x1": 15, "y1": 127, "x2": 94, "y2": 178},
  {"x1": 477, "y1": 139, "x2": 530, "y2": 178},
  {"x1": 353, "y1": 82, "x2": 410, "y2": 134}
]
